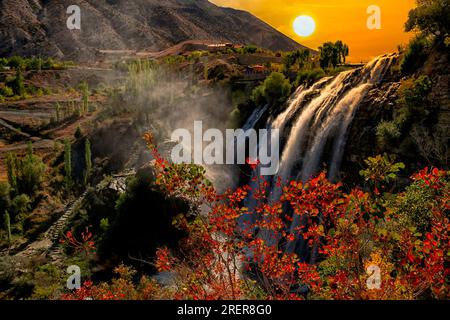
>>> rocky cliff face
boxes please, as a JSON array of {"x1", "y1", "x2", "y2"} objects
[
  {"x1": 341, "y1": 50, "x2": 450, "y2": 182},
  {"x1": 0, "y1": 0, "x2": 306, "y2": 61}
]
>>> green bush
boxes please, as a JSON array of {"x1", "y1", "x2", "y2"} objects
[
  {"x1": 376, "y1": 120, "x2": 401, "y2": 147},
  {"x1": 0, "y1": 182, "x2": 11, "y2": 222},
  {"x1": 397, "y1": 75, "x2": 433, "y2": 121},
  {"x1": 251, "y1": 72, "x2": 291, "y2": 105},
  {"x1": 7, "y1": 69, "x2": 25, "y2": 96},
  {"x1": 400, "y1": 36, "x2": 430, "y2": 74},
  {"x1": 0, "y1": 86, "x2": 14, "y2": 97},
  {"x1": 294, "y1": 68, "x2": 325, "y2": 86},
  {"x1": 241, "y1": 45, "x2": 258, "y2": 54},
  {"x1": 6, "y1": 146, "x2": 46, "y2": 197},
  {"x1": 18, "y1": 153, "x2": 46, "y2": 196},
  {"x1": 405, "y1": 0, "x2": 450, "y2": 44},
  {"x1": 8, "y1": 56, "x2": 25, "y2": 70},
  {"x1": 10, "y1": 194, "x2": 31, "y2": 229}
]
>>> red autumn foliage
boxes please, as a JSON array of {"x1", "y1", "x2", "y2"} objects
[
  {"x1": 60, "y1": 226, "x2": 96, "y2": 256},
  {"x1": 62, "y1": 135, "x2": 449, "y2": 300}
]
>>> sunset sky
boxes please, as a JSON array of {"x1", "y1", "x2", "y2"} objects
[{"x1": 211, "y1": 0, "x2": 417, "y2": 62}]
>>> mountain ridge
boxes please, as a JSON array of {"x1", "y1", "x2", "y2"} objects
[{"x1": 0, "y1": 0, "x2": 308, "y2": 61}]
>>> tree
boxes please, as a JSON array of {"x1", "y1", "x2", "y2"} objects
[
  {"x1": 10, "y1": 194, "x2": 31, "y2": 227},
  {"x1": 335, "y1": 40, "x2": 349, "y2": 64},
  {"x1": 6, "y1": 153, "x2": 18, "y2": 193},
  {"x1": 252, "y1": 72, "x2": 291, "y2": 105},
  {"x1": 79, "y1": 82, "x2": 89, "y2": 114},
  {"x1": 4, "y1": 211, "x2": 11, "y2": 243},
  {"x1": 145, "y1": 135, "x2": 449, "y2": 300},
  {"x1": 0, "y1": 182, "x2": 11, "y2": 216},
  {"x1": 56, "y1": 103, "x2": 61, "y2": 122},
  {"x1": 405, "y1": 0, "x2": 450, "y2": 44},
  {"x1": 318, "y1": 42, "x2": 339, "y2": 69},
  {"x1": 84, "y1": 139, "x2": 92, "y2": 185},
  {"x1": 64, "y1": 139, "x2": 72, "y2": 190},
  {"x1": 74, "y1": 126, "x2": 83, "y2": 139},
  {"x1": 284, "y1": 49, "x2": 311, "y2": 72},
  {"x1": 62, "y1": 136, "x2": 450, "y2": 300},
  {"x1": 9, "y1": 68, "x2": 25, "y2": 96},
  {"x1": 18, "y1": 143, "x2": 46, "y2": 196},
  {"x1": 8, "y1": 56, "x2": 25, "y2": 70}
]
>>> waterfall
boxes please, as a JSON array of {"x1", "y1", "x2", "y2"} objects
[
  {"x1": 275, "y1": 54, "x2": 395, "y2": 188},
  {"x1": 242, "y1": 104, "x2": 269, "y2": 131},
  {"x1": 243, "y1": 54, "x2": 395, "y2": 256}
]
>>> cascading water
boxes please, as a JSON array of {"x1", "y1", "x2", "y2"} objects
[{"x1": 243, "y1": 54, "x2": 396, "y2": 257}]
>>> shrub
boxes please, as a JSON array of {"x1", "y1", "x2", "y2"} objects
[
  {"x1": 405, "y1": 0, "x2": 450, "y2": 44},
  {"x1": 0, "y1": 86, "x2": 14, "y2": 97},
  {"x1": 393, "y1": 181, "x2": 436, "y2": 232},
  {"x1": 251, "y1": 72, "x2": 291, "y2": 105},
  {"x1": 8, "y1": 69, "x2": 25, "y2": 96},
  {"x1": 74, "y1": 126, "x2": 83, "y2": 139},
  {"x1": 400, "y1": 36, "x2": 430, "y2": 74},
  {"x1": 17, "y1": 151, "x2": 46, "y2": 196},
  {"x1": 241, "y1": 45, "x2": 258, "y2": 54},
  {"x1": 0, "y1": 182, "x2": 11, "y2": 219},
  {"x1": 10, "y1": 194, "x2": 31, "y2": 227},
  {"x1": 294, "y1": 68, "x2": 325, "y2": 86},
  {"x1": 250, "y1": 85, "x2": 265, "y2": 105},
  {"x1": 397, "y1": 75, "x2": 433, "y2": 120},
  {"x1": 8, "y1": 56, "x2": 25, "y2": 70},
  {"x1": 376, "y1": 120, "x2": 401, "y2": 148}
]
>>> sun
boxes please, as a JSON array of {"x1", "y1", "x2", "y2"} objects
[{"x1": 293, "y1": 15, "x2": 316, "y2": 37}]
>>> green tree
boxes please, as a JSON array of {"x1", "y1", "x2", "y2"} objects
[
  {"x1": 27, "y1": 141, "x2": 33, "y2": 157},
  {"x1": 359, "y1": 154, "x2": 405, "y2": 193},
  {"x1": 64, "y1": 139, "x2": 72, "y2": 190},
  {"x1": 56, "y1": 103, "x2": 61, "y2": 122},
  {"x1": 335, "y1": 40, "x2": 349, "y2": 64},
  {"x1": 283, "y1": 49, "x2": 311, "y2": 72},
  {"x1": 318, "y1": 42, "x2": 339, "y2": 69},
  {"x1": 10, "y1": 68, "x2": 25, "y2": 96},
  {"x1": 10, "y1": 194, "x2": 31, "y2": 227},
  {"x1": 18, "y1": 145, "x2": 46, "y2": 196},
  {"x1": 0, "y1": 182, "x2": 11, "y2": 216},
  {"x1": 8, "y1": 56, "x2": 25, "y2": 70},
  {"x1": 84, "y1": 139, "x2": 92, "y2": 185},
  {"x1": 4, "y1": 211, "x2": 11, "y2": 243},
  {"x1": 74, "y1": 126, "x2": 83, "y2": 139},
  {"x1": 252, "y1": 72, "x2": 291, "y2": 105},
  {"x1": 242, "y1": 45, "x2": 258, "y2": 54},
  {"x1": 400, "y1": 35, "x2": 430, "y2": 74},
  {"x1": 6, "y1": 153, "x2": 18, "y2": 193},
  {"x1": 79, "y1": 81, "x2": 89, "y2": 114},
  {"x1": 405, "y1": 0, "x2": 450, "y2": 44}
]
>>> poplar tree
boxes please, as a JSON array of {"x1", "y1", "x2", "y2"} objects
[
  {"x1": 4, "y1": 211, "x2": 11, "y2": 243},
  {"x1": 56, "y1": 102, "x2": 61, "y2": 122},
  {"x1": 84, "y1": 138, "x2": 92, "y2": 185},
  {"x1": 64, "y1": 139, "x2": 72, "y2": 190},
  {"x1": 6, "y1": 153, "x2": 17, "y2": 193},
  {"x1": 80, "y1": 81, "x2": 89, "y2": 114}
]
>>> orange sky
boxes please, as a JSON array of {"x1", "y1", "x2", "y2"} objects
[{"x1": 211, "y1": 0, "x2": 416, "y2": 62}]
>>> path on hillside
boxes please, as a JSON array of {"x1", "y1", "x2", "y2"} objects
[
  {"x1": 0, "y1": 118, "x2": 31, "y2": 138},
  {"x1": 11, "y1": 169, "x2": 136, "y2": 267}
]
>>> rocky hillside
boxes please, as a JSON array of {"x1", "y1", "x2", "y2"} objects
[
  {"x1": 341, "y1": 48, "x2": 450, "y2": 183},
  {"x1": 0, "y1": 0, "x2": 307, "y2": 61}
]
